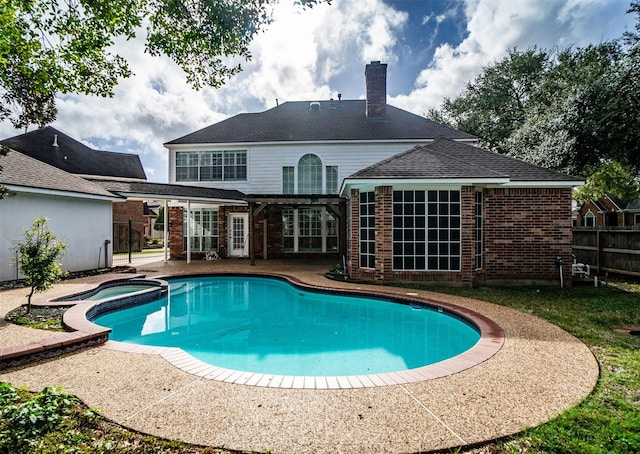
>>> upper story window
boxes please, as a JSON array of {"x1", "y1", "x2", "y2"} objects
[
  {"x1": 176, "y1": 150, "x2": 246, "y2": 182},
  {"x1": 326, "y1": 166, "x2": 338, "y2": 194},
  {"x1": 298, "y1": 154, "x2": 322, "y2": 194},
  {"x1": 282, "y1": 166, "x2": 294, "y2": 194},
  {"x1": 281, "y1": 155, "x2": 338, "y2": 195}
]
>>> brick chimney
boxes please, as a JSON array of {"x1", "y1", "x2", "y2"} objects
[{"x1": 365, "y1": 61, "x2": 387, "y2": 119}]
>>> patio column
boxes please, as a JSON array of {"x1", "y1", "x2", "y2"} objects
[
  {"x1": 163, "y1": 200, "x2": 169, "y2": 262},
  {"x1": 186, "y1": 200, "x2": 191, "y2": 264}
]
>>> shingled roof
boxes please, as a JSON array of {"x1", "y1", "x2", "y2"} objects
[
  {"x1": 90, "y1": 179, "x2": 246, "y2": 203},
  {"x1": 344, "y1": 137, "x2": 582, "y2": 187},
  {"x1": 165, "y1": 100, "x2": 475, "y2": 145},
  {"x1": 0, "y1": 150, "x2": 123, "y2": 200},
  {"x1": 0, "y1": 127, "x2": 146, "y2": 180}
]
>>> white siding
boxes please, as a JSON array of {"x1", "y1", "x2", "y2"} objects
[
  {"x1": 167, "y1": 141, "x2": 432, "y2": 194},
  {"x1": 0, "y1": 192, "x2": 113, "y2": 281}
]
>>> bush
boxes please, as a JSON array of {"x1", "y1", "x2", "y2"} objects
[{"x1": 0, "y1": 383, "x2": 77, "y2": 450}]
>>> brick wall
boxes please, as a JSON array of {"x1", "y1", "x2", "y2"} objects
[
  {"x1": 113, "y1": 201, "x2": 145, "y2": 224},
  {"x1": 346, "y1": 185, "x2": 573, "y2": 286},
  {"x1": 374, "y1": 186, "x2": 393, "y2": 281},
  {"x1": 483, "y1": 187, "x2": 573, "y2": 284},
  {"x1": 168, "y1": 206, "x2": 183, "y2": 258},
  {"x1": 365, "y1": 61, "x2": 387, "y2": 118}
]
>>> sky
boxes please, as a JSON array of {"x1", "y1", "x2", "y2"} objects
[{"x1": 0, "y1": 0, "x2": 636, "y2": 183}]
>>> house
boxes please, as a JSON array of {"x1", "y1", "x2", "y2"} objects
[
  {"x1": 0, "y1": 150, "x2": 122, "y2": 281},
  {"x1": 164, "y1": 61, "x2": 474, "y2": 260},
  {"x1": 165, "y1": 61, "x2": 582, "y2": 286},
  {"x1": 577, "y1": 195, "x2": 640, "y2": 228}
]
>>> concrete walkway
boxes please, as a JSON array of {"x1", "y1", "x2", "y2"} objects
[{"x1": 0, "y1": 259, "x2": 599, "y2": 453}]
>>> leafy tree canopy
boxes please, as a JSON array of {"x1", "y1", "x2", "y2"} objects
[
  {"x1": 430, "y1": 1, "x2": 640, "y2": 201},
  {"x1": 0, "y1": 0, "x2": 327, "y2": 130},
  {"x1": 574, "y1": 160, "x2": 640, "y2": 204}
]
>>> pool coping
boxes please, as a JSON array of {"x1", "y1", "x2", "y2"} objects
[
  {"x1": 90, "y1": 272, "x2": 504, "y2": 389},
  {"x1": 0, "y1": 276, "x2": 166, "y2": 370}
]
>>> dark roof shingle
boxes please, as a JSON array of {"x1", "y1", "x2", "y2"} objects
[
  {"x1": 165, "y1": 100, "x2": 475, "y2": 145},
  {"x1": 0, "y1": 150, "x2": 122, "y2": 199},
  {"x1": 0, "y1": 126, "x2": 147, "y2": 180},
  {"x1": 348, "y1": 138, "x2": 582, "y2": 182},
  {"x1": 90, "y1": 180, "x2": 246, "y2": 201}
]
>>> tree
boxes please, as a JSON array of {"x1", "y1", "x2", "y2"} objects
[
  {"x1": 574, "y1": 160, "x2": 640, "y2": 204},
  {"x1": 0, "y1": 0, "x2": 327, "y2": 129},
  {"x1": 13, "y1": 217, "x2": 67, "y2": 313},
  {"x1": 434, "y1": 48, "x2": 551, "y2": 154},
  {"x1": 429, "y1": 39, "x2": 640, "y2": 193},
  {"x1": 153, "y1": 207, "x2": 164, "y2": 231}
]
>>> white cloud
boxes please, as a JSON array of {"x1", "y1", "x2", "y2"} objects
[{"x1": 390, "y1": 0, "x2": 635, "y2": 116}]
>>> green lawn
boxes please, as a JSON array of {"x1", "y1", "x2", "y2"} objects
[
  {"x1": 2, "y1": 281, "x2": 639, "y2": 453},
  {"x1": 421, "y1": 282, "x2": 640, "y2": 453}
]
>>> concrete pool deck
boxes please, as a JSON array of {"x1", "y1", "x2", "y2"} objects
[{"x1": 0, "y1": 259, "x2": 599, "y2": 453}]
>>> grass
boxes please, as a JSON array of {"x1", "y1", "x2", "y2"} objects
[
  {"x1": 2, "y1": 280, "x2": 639, "y2": 453},
  {"x1": 420, "y1": 281, "x2": 640, "y2": 454},
  {"x1": 0, "y1": 383, "x2": 234, "y2": 454}
]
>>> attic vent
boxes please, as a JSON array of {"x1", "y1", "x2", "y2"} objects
[
  {"x1": 52, "y1": 134, "x2": 59, "y2": 147},
  {"x1": 309, "y1": 101, "x2": 320, "y2": 111}
]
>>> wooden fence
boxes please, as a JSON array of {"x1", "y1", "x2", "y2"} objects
[{"x1": 572, "y1": 228, "x2": 640, "y2": 277}]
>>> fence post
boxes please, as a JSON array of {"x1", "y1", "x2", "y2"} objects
[
  {"x1": 596, "y1": 229, "x2": 602, "y2": 274},
  {"x1": 128, "y1": 218, "x2": 133, "y2": 263}
]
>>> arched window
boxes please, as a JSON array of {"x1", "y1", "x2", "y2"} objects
[
  {"x1": 298, "y1": 154, "x2": 322, "y2": 194},
  {"x1": 584, "y1": 211, "x2": 595, "y2": 227}
]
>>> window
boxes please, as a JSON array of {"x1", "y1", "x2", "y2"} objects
[
  {"x1": 584, "y1": 211, "x2": 596, "y2": 227},
  {"x1": 392, "y1": 190, "x2": 461, "y2": 271},
  {"x1": 359, "y1": 192, "x2": 376, "y2": 269},
  {"x1": 175, "y1": 152, "x2": 199, "y2": 181},
  {"x1": 176, "y1": 150, "x2": 246, "y2": 182},
  {"x1": 475, "y1": 191, "x2": 483, "y2": 270},
  {"x1": 281, "y1": 207, "x2": 337, "y2": 252},
  {"x1": 298, "y1": 154, "x2": 322, "y2": 194},
  {"x1": 183, "y1": 208, "x2": 218, "y2": 252},
  {"x1": 282, "y1": 166, "x2": 294, "y2": 194},
  {"x1": 282, "y1": 156, "x2": 338, "y2": 194},
  {"x1": 635, "y1": 213, "x2": 640, "y2": 226},
  {"x1": 326, "y1": 166, "x2": 338, "y2": 194}
]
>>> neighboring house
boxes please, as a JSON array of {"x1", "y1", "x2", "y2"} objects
[
  {"x1": 0, "y1": 127, "x2": 149, "y2": 253},
  {"x1": 165, "y1": 61, "x2": 582, "y2": 285},
  {"x1": 0, "y1": 150, "x2": 122, "y2": 281},
  {"x1": 577, "y1": 195, "x2": 640, "y2": 228},
  {"x1": 0, "y1": 126, "x2": 146, "y2": 181}
]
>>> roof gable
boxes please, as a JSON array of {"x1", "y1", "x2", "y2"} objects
[
  {"x1": 0, "y1": 126, "x2": 147, "y2": 180},
  {"x1": 345, "y1": 137, "x2": 582, "y2": 186},
  {"x1": 165, "y1": 100, "x2": 475, "y2": 145}
]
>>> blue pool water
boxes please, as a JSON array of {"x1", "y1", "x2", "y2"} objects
[
  {"x1": 84, "y1": 285, "x2": 153, "y2": 301},
  {"x1": 93, "y1": 276, "x2": 480, "y2": 376}
]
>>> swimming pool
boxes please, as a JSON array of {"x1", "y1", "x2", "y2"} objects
[{"x1": 92, "y1": 275, "x2": 481, "y2": 377}]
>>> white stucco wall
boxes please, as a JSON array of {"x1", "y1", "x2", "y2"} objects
[{"x1": 0, "y1": 191, "x2": 113, "y2": 282}]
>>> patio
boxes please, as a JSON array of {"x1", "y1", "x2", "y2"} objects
[{"x1": 0, "y1": 259, "x2": 599, "y2": 453}]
